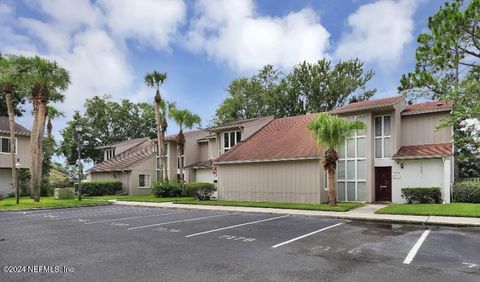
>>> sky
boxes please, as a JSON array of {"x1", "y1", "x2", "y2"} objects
[{"x1": 1, "y1": 0, "x2": 444, "y2": 142}]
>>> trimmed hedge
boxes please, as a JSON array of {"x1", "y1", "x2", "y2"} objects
[
  {"x1": 453, "y1": 181, "x2": 480, "y2": 203},
  {"x1": 401, "y1": 187, "x2": 442, "y2": 204},
  {"x1": 151, "y1": 180, "x2": 182, "y2": 198},
  {"x1": 79, "y1": 181, "x2": 123, "y2": 196},
  {"x1": 184, "y1": 182, "x2": 216, "y2": 200}
]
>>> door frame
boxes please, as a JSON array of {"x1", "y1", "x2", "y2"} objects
[{"x1": 375, "y1": 166, "x2": 392, "y2": 202}]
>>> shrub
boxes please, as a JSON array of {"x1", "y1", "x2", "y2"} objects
[
  {"x1": 401, "y1": 187, "x2": 442, "y2": 204},
  {"x1": 0, "y1": 193, "x2": 4, "y2": 201},
  {"x1": 184, "y1": 182, "x2": 216, "y2": 200},
  {"x1": 77, "y1": 181, "x2": 123, "y2": 196},
  {"x1": 453, "y1": 181, "x2": 480, "y2": 203},
  {"x1": 151, "y1": 180, "x2": 182, "y2": 198}
]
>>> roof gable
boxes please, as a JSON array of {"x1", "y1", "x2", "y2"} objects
[{"x1": 0, "y1": 117, "x2": 31, "y2": 136}]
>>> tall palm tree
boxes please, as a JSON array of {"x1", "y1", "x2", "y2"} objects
[
  {"x1": 308, "y1": 113, "x2": 365, "y2": 206},
  {"x1": 43, "y1": 105, "x2": 64, "y2": 183},
  {"x1": 0, "y1": 55, "x2": 19, "y2": 200},
  {"x1": 158, "y1": 100, "x2": 175, "y2": 180},
  {"x1": 144, "y1": 71, "x2": 167, "y2": 181},
  {"x1": 46, "y1": 105, "x2": 64, "y2": 138},
  {"x1": 169, "y1": 108, "x2": 201, "y2": 186},
  {"x1": 22, "y1": 56, "x2": 70, "y2": 202}
]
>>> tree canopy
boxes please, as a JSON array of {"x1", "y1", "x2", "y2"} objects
[
  {"x1": 59, "y1": 95, "x2": 157, "y2": 164},
  {"x1": 214, "y1": 59, "x2": 376, "y2": 124}
]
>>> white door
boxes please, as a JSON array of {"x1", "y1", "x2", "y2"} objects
[{"x1": 0, "y1": 169, "x2": 13, "y2": 195}]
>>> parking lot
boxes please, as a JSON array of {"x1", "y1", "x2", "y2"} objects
[{"x1": 1, "y1": 205, "x2": 480, "y2": 282}]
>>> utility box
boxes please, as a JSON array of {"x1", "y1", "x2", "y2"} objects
[{"x1": 54, "y1": 188, "x2": 75, "y2": 199}]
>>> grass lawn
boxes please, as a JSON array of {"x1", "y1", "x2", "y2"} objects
[
  {"x1": 376, "y1": 203, "x2": 480, "y2": 218},
  {"x1": 85, "y1": 195, "x2": 195, "y2": 203},
  {"x1": 0, "y1": 196, "x2": 109, "y2": 211},
  {"x1": 175, "y1": 199, "x2": 364, "y2": 212}
]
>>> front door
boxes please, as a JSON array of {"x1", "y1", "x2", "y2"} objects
[{"x1": 375, "y1": 167, "x2": 392, "y2": 202}]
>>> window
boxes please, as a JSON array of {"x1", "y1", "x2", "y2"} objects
[
  {"x1": 0, "y1": 137, "x2": 16, "y2": 154},
  {"x1": 138, "y1": 174, "x2": 151, "y2": 188},
  {"x1": 374, "y1": 115, "x2": 392, "y2": 158},
  {"x1": 336, "y1": 115, "x2": 366, "y2": 202},
  {"x1": 223, "y1": 131, "x2": 241, "y2": 152},
  {"x1": 105, "y1": 149, "x2": 115, "y2": 160}
]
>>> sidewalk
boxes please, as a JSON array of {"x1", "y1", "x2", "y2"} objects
[{"x1": 111, "y1": 201, "x2": 480, "y2": 227}]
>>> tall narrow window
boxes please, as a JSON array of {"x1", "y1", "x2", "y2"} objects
[
  {"x1": 336, "y1": 115, "x2": 366, "y2": 202},
  {"x1": 374, "y1": 115, "x2": 392, "y2": 158},
  {"x1": 1, "y1": 137, "x2": 11, "y2": 153}
]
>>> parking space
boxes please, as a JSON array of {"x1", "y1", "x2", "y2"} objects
[{"x1": 1, "y1": 205, "x2": 479, "y2": 281}]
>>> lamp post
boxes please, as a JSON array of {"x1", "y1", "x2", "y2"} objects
[
  {"x1": 15, "y1": 162, "x2": 21, "y2": 204},
  {"x1": 76, "y1": 125, "x2": 83, "y2": 201}
]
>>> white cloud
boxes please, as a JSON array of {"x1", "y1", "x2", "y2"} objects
[
  {"x1": 99, "y1": 0, "x2": 187, "y2": 50},
  {"x1": 335, "y1": 0, "x2": 421, "y2": 67},
  {"x1": 186, "y1": 0, "x2": 330, "y2": 72}
]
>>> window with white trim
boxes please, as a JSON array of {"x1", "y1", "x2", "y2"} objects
[
  {"x1": 138, "y1": 174, "x2": 151, "y2": 188},
  {"x1": 105, "y1": 148, "x2": 115, "y2": 160},
  {"x1": 0, "y1": 137, "x2": 16, "y2": 154},
  {"x1": 337, "y1": 115, "x2": 366, "y2": 202},
  {"x1": 374, "y1": 115, "x2": 391, "y2": 158},
  {"x1": 223, "y1": 131, "x2": 241, "y2": 152}
]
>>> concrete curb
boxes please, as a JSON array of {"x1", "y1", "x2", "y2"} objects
[
  {"x1": 111, "y1": 201, "x2": 480, "y2": 228},
  {"x1": 0, "y1": 202, "x2": 112, "y2": 212}
]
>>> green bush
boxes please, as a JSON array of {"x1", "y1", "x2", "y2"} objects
[
  {"x1": 401, "y1": 187, "x2": 442, "y2": 204},
  {"x1": 453, "y1": 181, "x2": 480, "y2": 203},
  {"x1": 151, "y1": 180, "x2": 182, "y2": 198},
  {"x1": 77, "y1": 181, "x2": 123, "y2": 196},
  {"x1": 184, "y1": 182, "x2": 216, "y2": 200}
]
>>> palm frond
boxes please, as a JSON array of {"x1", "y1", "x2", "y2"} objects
[{"x1": 308, "y1": 113, "x2": 365, "y2": 149}]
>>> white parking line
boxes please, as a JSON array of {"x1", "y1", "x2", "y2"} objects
[
  {"x1": 272, "y1": 222, "x2": 345, "y2": 248},
  {"x1": 185, "y1": 215, "x2": 290, "y2": 238},
  {"x1": 127, "y1": 213, "x2": 238, "y2": 231},
  {"x1": 403, "y1": 229, "x2": 431, "y2": 265},
  {"x1": 84, "y1": 211, "x2": 184, "y2": 224}
]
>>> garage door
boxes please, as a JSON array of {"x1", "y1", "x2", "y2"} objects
[
  {"x1": 196, "y1": 168, "x2": 217, "y2": 183},
  {"x1": 0, "y1": 169, "x2": 12, "y2": 195}
]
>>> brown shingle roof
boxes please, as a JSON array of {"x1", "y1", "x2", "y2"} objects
[
  {"x1": 401, "y1": 101, "x2": 452, "y2": 115},
  {"x1": 0, "y1": 117, "x2": 31, "y2": 136},
  {"x1": 393, "y1": 143, "x2": 452, "y2": 159},
  {"x1": 185, "y1": 159, "x2": 214, "y2": 169},
  {"x1": 207, "y1": 116, "x2": 274, "y2": 132},
  {"x1": 89, "y1": 140, "x2": 155, "y2": 172},
  {"x1": 96, "y1": 138, "x2": 149, "y2": 149},
  {"x1": 215, "y1": 114, "x2": 322, "y2": 163},
  {"x1": 330, "y1": 96, "x2": 404, "y2": 114},
  {"x1": 165, "y1": 129, "x2": 209, "y2": 142}
]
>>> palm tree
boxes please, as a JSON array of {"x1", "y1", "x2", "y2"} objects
[
  {"x1": 308, "y1": 113, "x2": 365, "y2": 206},
  {"x1": 0, "y1": 55, "x2": 19, "y2": 201},
  {"x1": 46, "y1": 105, "x2": 64, "y2": 138},
  {"x1": 22, "y1": 56, "x2": 70, "y2": 202},
  {"x1": 158, "y1": 100, "x2": 175, "y2": 180},
  {"x1": 144, "y1": 71, "x2": 167, "y2": 181},
  {"x1": 43, "y1": 106, "x2": 64, "y2": 185},
  {"x1": 169, "y1": 108, "x2": 201, "y2": 186}
]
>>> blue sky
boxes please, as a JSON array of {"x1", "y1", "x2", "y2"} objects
[{"x1": 1, "y1": 0, "x2": 443, "y2": 139}]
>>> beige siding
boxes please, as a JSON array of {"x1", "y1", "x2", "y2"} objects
[
  {"x1": 89, "y1": 171, "x2": 130, "y2": 194},
  {"x1": 401, "y1": 112, "x2": 452, "y2": 146},
  {"x1": 217, "y1": 159, "x2": 326, "y2": 204},
  {"x1": 199, "y1": 142, "x2": 208, "y2": 162},
  {"x1": 130, "y1": 155, "x2": 156, "y2": 195},
  {"x1": 0, "y1": 135, "x2": 31, "y2": 169},
  {"x1": 208, "y1": 138, "x2": 218, "y2": 159},
  {"x1": 166, "y1": 141, "x2": 177, "y2": 181}
]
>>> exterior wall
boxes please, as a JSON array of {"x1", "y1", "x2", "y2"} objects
[
  {"x1": 208, "y1": 138, "x2": 218, "y2": 159},
  {"x1": 166, "y1": 141, "x2": 177, "y2": 181},
  {"x1": 0, "y1": 168, "x2": 12, "y2": 195},
  {"x1": 199, "y1": 142, "x2": 208, "y2": 162},
  {"x1": 88, "y1": 171, "x2": 130, "y2": 194},
  {"x1": 391, "y1": 158, "x2": 445, "y2": 203},
  {"x1": 196, "y1": 168, "x2": 216, "y2": 183},
  {"x1": 400, "y1": 112, "x2": 452, "y2": 146},
  {"x1": 0, "y1": 135, "x2": 31, "y2": 169},
  {"x1": 130, "y1": 155, "x2": 157, "y2": 195},
  {"x1": 217, "y1": 159, "x2": 327, "y2": 204}
]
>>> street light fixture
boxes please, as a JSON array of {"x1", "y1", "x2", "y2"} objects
[
  {"x1": 76, "y1": 125, "x2": 83, "y2": 201},
  {"x1": 15, "y1": 162, "x2": 21, "y2": 204}
]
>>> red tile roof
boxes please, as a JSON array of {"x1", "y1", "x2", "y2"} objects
[
  {"x1": 215, "y1": 114, "x2": 322, "y2": 163},
  {"x1": 401, "y1": 101, "x2": 452, "y2": 115},
  {"x1": 330, "y1": 96, "x2": 404, "y2": 114},
  {"x1": 89, "y1": 140, "x2": 155, "y2": 172},
  {"x1": 393, "y1": 143, "x2": 452, "y2": 159}
]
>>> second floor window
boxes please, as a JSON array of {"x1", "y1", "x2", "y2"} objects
[
  {"x1": 105, "y1": 149, "x2": 116, "y2": 160},
  {"x1": 223, "y1": 131, "x2": 241, "y2": 152},
  {"x1": 375, "y1": 115, "x2": 391, "y2": 158}
]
